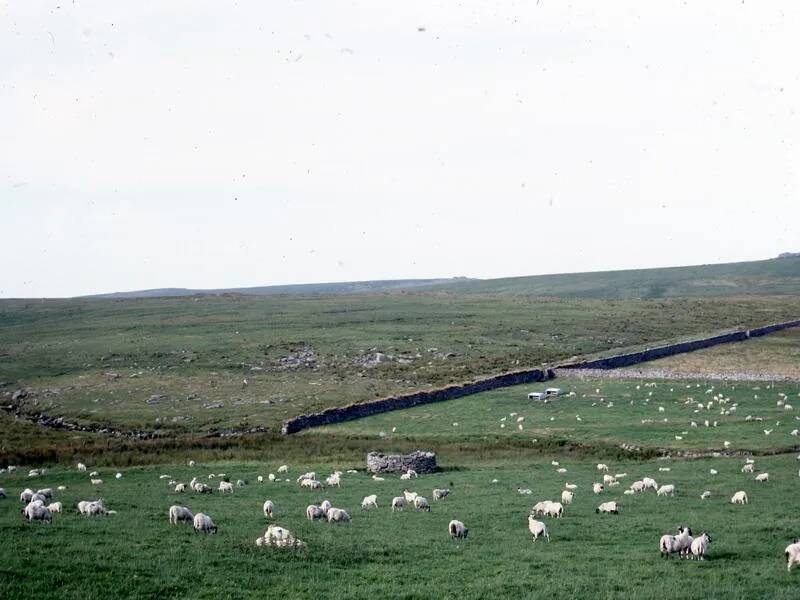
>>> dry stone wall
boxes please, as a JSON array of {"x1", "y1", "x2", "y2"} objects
[{"x1": 366, "y1": 451, "x2": 437, "y2": 474}]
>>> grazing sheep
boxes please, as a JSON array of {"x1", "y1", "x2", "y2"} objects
[
  {"x1": 731, "y1": 491, "x2": 748, "y2": 505},
  {"x1": 22, "y1": 503, "x2": 52, "y2": 523},
  {"x1": 602, "y1": 474, "x2": 616, "y2": 485},
  {"x1": 325, "y1": 473, "x2": 341, "y2": 487},
  {"x1": 169, "y1": 505, "x2": 194, "y2": 524},
  {"x1": 657, "y1": 484, "x2": 675, "y2": 497},
  {"x1": 257, "y1": 524, "x2": 305, "y2": 548},
  {"x1": 785, "y1": 539, "x2": 800, "y2": 571},
  {"x1": 592, "y1": 483, "x2": 604, "y2": 494},
  {"x1": 658, "y1": 467, "x2": 671, "y2": 472},
  {"x1": 19, "y1": 488, "x2": 34, "y2": 503},
  {"x1": 193, "y1": 512, "x2": 217, "y2": 533},
  {"x1": 535, "y1": 501, "x2": 564, "y2": 518},
  {"x1": 218, "y1": 481, "x2": 234, "y2": 493},
  {"x1": 327, "y1": 508, "x2": 351, "y2": 523},
  {"x1": 597, "y1": 464, "x2": 609, "y2": 472},
  {"x1": 690, "y1": 533, "x2": 712, "y2": 560},
  {"x1": 115, "y1": 473, "x2": 122, "y2": 480},
  {"x1": 46, "y1": 501, "x2": 62, "y2": 514},
  {"x1": 596, "y1": 501, "x2": 619, "y2": 515},
  {"x1": 78, "y1": 499, "x2": 107, "y2": 516},
  {"x1": 371, "y1": 475, "x2": 385, "y2": 482},
  {"x1": 403, "y1": 490, "x2": 418, "y2": 504},
  {"x1": 564, "y1": 483, "x2": 577, "y2": 491},
  {"x1": 300, "y1": 479, "x2": 323, "y2": 490},
  {"x1": 306, "y1": 505, "x2": 325, "y2": 520},
  {"x1": 175, "y1": 483, "x2": 186, "y2": 493},
  {"x1": 89, "y1": 471, "x2": 99, "y2": 477},
  {"x1": 30, "y1": 493, "x2": 47, "y2": 504},
  {"x1": 623, "y1": 489, "x2": 635, "y2": 496},
  {"x1": 277, "y1": 465, "x2": 288, "y2": 474},
  {"x1": 296, "y1": 472, "x2": 316, "y2": 483},
  {"x1": 660, "y1": 526, "x2": 693, "y2": 557},
  {"x1": 263, "y1": 500, "x2": 275, "y2": 518},
  {"x1": 614, "y1": 473, "x2": 627, "y2": 480},
  {"x1": 556, "y1": 468, "x2": 567, "y2": 474},
  {"x1": 700, "y1": 491, "x2": 711, "y2": 500},
  {"x1": 91, "y1": 479, "x2": 103, "y2": 486},
  {"x1": 268, "y1": 474, "x2": 276, "y2": 482},
  {"x1": 57, "y1": 486, "x2": 66, "y2": 491},
  {"x1": 414, "y1": 497, "x2": 431, "y2": 512},
  {"x1": 742, "y1": 463, "x2": 755, "y2": 473},
  {"x1": 561, "y1": 490, "x2": 574, "y2": 505},
  {"x1": 642, "y1": 477, "x2": 658, "y2": 491},
  {"x1": 528, "y1": 517, "x2": 550, "y2": 542},
  {"x1": 319, "y1": 500, "x2": 332, "y2": 515},
  {"x1": 432, "y1": 489, "x2": 451, "y2": 501},
  {"x1": 709, "y1": 469, "x2": 718, "y2": 475},
  {"x1": 391, "y1": 497, "x2": 406, "y2": 511},
  {"x1": 518, "y1": 488, "x2": 533, "y2": 495},
  {"x1": 361, "y1": 495, "x2": 378, "y2": 509},
  {"x1": 755, "y1": 473, "x2": 769, "y2": 483},
  {"x1": 449, "y1": 519, "x2": 469, "y2": 539},
  {"x1": 77, "y1": 463, "x2": 87, "y2": 472},
  {"x1": 36, "y1": 488, "x2": 53, "y2": 500}
]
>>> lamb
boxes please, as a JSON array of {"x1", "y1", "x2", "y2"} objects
[
  {"x1": 658, "y1": 467, "x2": 671, "y2": 472},
  {"x1": 403, "y1": 490, "x2": 418, "y2": 504},
  {"x1": 755, "y1": 473, "x2": 769, "y2": 483},
  {"x1": 47, "y1": 501, "x2": 63, "y2": 514},
  {"x1": 306, "y1": 505, "x2": 325, "y2": 520},
  {"x1": 218, "y1": 481, "x2": 234, "y2": 493},
  {"x1": 169, "y1": 505, "x2": 194, "y2": 524},
  {"x1": 690, "y1": 533, "x2": 712, "y2": 560},
  {"x1": 391, "y1": 497, "x2": 406, "y2": 511},
  {"x1": 414, "y1": 497, "x2": 431, "y2": 512},
  {"x1": 527, "y1": 517, "x2": 550, "y2": 542},
  {"x1": 257, "y1": 524, "x2": 305, "y2": 548},
  {"x1": 602, "y1": 474, "x2": 616, "y2": 485},
  {"x1": 77, "y1": 462, "x2": 87, "y2": 472},
  {"x1": 263, "y1": 500, "x2": 275, "y2": 518},
  {"x1": 361, "y1": 494, "x2": 378, "y2": 509},
  {"x1": 785, "y1": 539, "x2": 800, "y2": 571},
  {"x1": 277, "y1": 465, "x2": 289, "y2": 473},
  {"x1": 660, "y1": 526, "x2": 693, "y2": 557},
  {"x1": 327, "y1": 508, "x2": 351, "y2": 523},
  {"x1": 731, "y1": 491, "x2": 748, "y2": 504},
  {"x1": 449, "y1": 519, "x2": 469, "y2": 539},
  {"x1": 592, "y1": 483, "x2": 604, "y2": 494},
  {"x1": 533, "y1": 501, "x2": 564, "y2": 518},
  {"x1": 741, "y1": 463, "x2": 755, "y2": 473},
  {"x1": 257, "y1": 475, "x2": 264, "y2": 483},
  {"x1": 657, "y1": 484, "x2": 675, "y2": 497},
  {"x1": 597, "y1": 463, "x2": 609, "y2": 472},
  {"x1": 188, "y1": 460, "x2": 196, "y2": 467},
  {"x1": 268, "y1": 474, "x2": 276, "y2": 482},
  {"x1": 561, "y1": 490, "x2": 574, "y2": 505},
  {"x1": 193, "y1": 512, "x2": 217, "y2": 533},
  {"x1": 432, "y1": 489, "x2": 451, "y2": 501},
  {"x1": 596, "y1": 501, "x2": 619, "y2": 515},
  {"x1": 325, "y1": 473, "x2": 341, "y2": 487},
  {"x1": 175, "y1": 483, "x2": 186, "y2": 493}
]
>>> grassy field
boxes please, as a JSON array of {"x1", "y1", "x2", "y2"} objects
[
  {"x1": 317, "y1": 379, "x2": 800, "y2": 452},
  {"x1": 619, "y1": 328, "x2": 800, "y2": 379},
  {"x1": 2, "y1": 454, "x2": 800, "y2": 599},
  {"x1": 2, "y1": 294, "x2": 799, "y2": 435}
]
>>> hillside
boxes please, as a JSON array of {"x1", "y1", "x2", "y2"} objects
[{"x1": 426, "y1": 257, "x2": 800, "y2": 298}]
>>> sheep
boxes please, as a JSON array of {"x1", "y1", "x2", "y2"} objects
[
  {"x1": 188, "y1": 460, "x2": 196, "y2": 467},
  {"x1": 325, "y1": 473, "x2": 342, "y2": 487},
  {"x1": 564, "y1": 483, "x2": 577, "y2": 491},
  {"x1": 263, "y1": 500, "x2": 275, "y2": 518},
  {"x1": 277, "y1": 465, "x2": 288, "y2": 473},
  {"x1": 597, "y1": 463, "x2": 609, "y2": 472},
  {"x1": 169, "y1": 505, "x2": 194, "y2": 524},
  {"x1": 20, "y1": 488, "x2": 34, "y2": 503},
  {"x1": 596, "y1": 501, "x2": 619, "y2": 515},
  {"x1": 78, "y1": 498, "x2": 107, "y2": 516},
  {"x1": 268, "y1": 474, "x2": 276, "y2": 482},
  {"x1": 30, "y1": 493, "x2": 47, "y2": 504},
  {"x1": 432, "y1": 489, "x2": 451, "y2": 501},
  {"x1": 391, "y1": 497, "x2": 406, "y2": 511},
  {"x1": 22, "y1": 503, "x2": 52, "y2": 523},
  {"x1": 372, "y1": 475, "x2": 385, "y2": 482},
  {"x1": 449, "y1": 519, "x2": 469, "y2": 539},
  {"x1": 556, "y1": 468, "x2": 567, "y2": 474},
  {"x1": 327, "y1": 508, "x2": 351, "y2": 523},
  {"x1": 218, "y1": 481, "x2": 234, "y2": 493},
  {"x1": 660, "y1": 526, "x2": 693, "y2": 557},
  {"x1": 57, "y1": 486, "x2": 66, "y2": 491},
  {"x1": 91, "y1": 479, "x2": 103, "y2": 486},
  {"x1": 0, "y1": 488, "x2": 5, "y2": 499},
  {"x1": 403, "y1": 490, "x2": 418, "y2": 504},
  {"x1": 236, "y1": 479, "x2": 246, "y2": 488},
  {"x1": 115, "y1": 473, "x2": 122, "y2": 480},
  {"x1": 731, "y1": 491, "x2": 748, "y2": 504},
  {"x1": 592, "y1": 483, "x2": 605, "y2": 494},
  {"x1": 623, "y1": 489, "x2": 635, "y2": 496},
  {"x1": 785, "y1": 539, "x2": 800, "y2": 571},
  {"x1": 89, "y1": 471, "x2": 99, "y2": 477},
  {"x1": 561, "y1": 490, "x2": 574, "y2": 505},
  {"x1": 532, "y1": 501, "x2": 564, "y2": 518},
  {"x1": 77, "y1": 462, "x2": 87, "y2": 472},
  {"x1": 257, "y1": 524, "x2": 305, "y2": 548},
  {"x1": 36, "y1": 488, "x2": 53, "y2": 500},
  {"x1": 414, "y1": 497, "x2": 431, "y2": 512},
  {"x1": 657, "y1": 484, "x2": 675, "y2": 497},
  {"x1": 709, "y1": 469, "x2": 718, "y2": 475},
  {"x1": 700, "y1": 491, "x2": 711, "y2": 500},
  {"x1": 361, "y1": 495, "x2": 378, "y2": 509},
  {"x1": 257, "y1": 475, "x2": 264, "y2": 483},
  {"x1": 175, "y1": 483, "x2": 186, "y2": 493},
  {"x1": 602, "y1": 474, "x2": 616, "y2": 485},
  {"x1": 658, "y1": 467, "x2": 671, "y2": 472},
  {"x1": 741, "y1": 463, "x2": 755, "y2": 473},
  {"x1": 755, "y1": 473, "x2": 769, "y2": 483},
  {"x1": 642, "y1": 477, "x2": 658, "y2": 491},
  {"x1": 46, "y1": 501, "x2": 62, "y2": 514},
  {"x1": 296, "y1": 472, "x2": 316, "y2": 483},
  {"x1": 306, "y1": 505, "x2": 325, "y2": 520},
  {"x1": 518, "y1": 488, "x2": 533, "y2": 495},
  {"x1": 527, "y1": 516, "x2": 550, "y2": 542},
  {"x1": 300, "y1": 479, "x2": 323, "y2": 490},
  {"x1": 614, "y1": 473, "x2": 627, "y2": 480},
  {"x1": 193, "y1": 512, "x2": 217, "y2": 533},
  {"x1": 690, "y1": 533, "x2": 712, "y2": 560}
]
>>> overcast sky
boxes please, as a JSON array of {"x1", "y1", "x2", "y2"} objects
[{"x1": 2, "y1": 1, "x2": 798, "y2": 297}]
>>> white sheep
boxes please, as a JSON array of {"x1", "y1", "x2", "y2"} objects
[
  {"x1": 300, "y1": 479, "x2": 323, "y2": 490},
  {"x1": 306, "y1": 505, "x2": 325, "y2": 520},
  {"x1": 89, "y1": 471, "x2": 99, "y2": 477},
  {"x1": 36, "y1": 488, "x2": 53, "y2": 500},
  {"x1": 690, "y1": 533, "x2": 712, "y2": 560},
  {"x1": 449, "y1": 519, "x2": 469, "y2": 539},
  {"x1": 268, "y1": 474, "x2": 276, "y2": 482},
  {"x1": 403, "y1": 490, "x2": 418, "y2": 504},
  {"x1": 19, "y1": 488, "x2": 34, "y2": 503},
  {"x1": 327, "y1": 508, "x2": 351, "y2": 523},
  {"x1": 22, "y1": 502, "x2": 52, "y2": 523},
  {"x1": 657, "y1": 484, "x2": 675, "y2": 497},
  {"x1": 193, "y1": 512, "x2": 217, "y2": 533},
  {"x1": 361, "y1": 494, "x2": 378, "y2": 509},
  {"x1": 561, "y1": 490, "x2": 574, "y2": 505},
  {"x1": 414, "y1": 497, "x2": 431, "y2": 512},
  {"x1": 391, "y1": 497, "x2": 406, "y2": 511},
  {"x1": 78, "y1": 498, "x2": 107, "y2": 516},
  {"x1": 115, "y1": 473, "x2": 122, "y2": 480},
  {"x1": 731, "y1": 491, "x2": 748, "y2": 504},
  {"x1": 564, "y1": 483, "x2": 577, "y2": 491},
  {"x1": 755, "y1": 473, "x2": 769, "y2": 483},
  {"x1": 175, "y1": 483, "x2": 186, "y2": 493},
  {"x1": 218, "y1": 481, "x2": 234, "y2": 493},
  {"x1": 432, "y1": 489, "x2": 451, "y2": 501},
  {"x1": 623, "y1": 489, "x2": 635, "y2": 496},
  {"x1": 642, "y1": 477, "x2": 658, "y2": 491},
  {"x1": 527, "y1": 516, "x2": 550, "y2": 542},
  {"x1": 602, "y1": 474, "x2": 616, "y2": 485},
  {"x1": 700, "y1": 491, "x2": 711, "y2": 500},
  {"x1": 597, "y1": 463, "x2": 609, "y2": 472},
  {"x1": 263, "y1": 500, "x2": 275, "y2": 518},
  {"x1": 785, "y1": 539, "x2": 800, "y2": 571},
  {"x1": 46, "y1": 501, "x2": 62, "y2": 514},
  {"x1": 169, "y1": 505, "x2": 194, "y2": 524},
  {"x1": 236, "y1": 480, "x2": 246, "y2": 488},
  {"x1": 325, "y1": 473, "x2": 342, "y2": 487},
  {"x1": 77, "y1": 463, "x2": 87, "y2": 472},
  {"x1": 257, "y1": 524, "x2": 306, "y2": 548},
  {"x1": 596, "y1": 501, "x2": 618, "y2": 515},
  {"x1": 91, "y1": 479, "x2": 103, "y2": 486},
  {"x1": 660, "y1": 526, "x2": 693, "y2": 557},
  {"x1": 296, "y1": 472, "x2": 316, "y2": 483},
  {"x1": 592, "y1": 483, "x2": 604, "y2": 494},
  {"x1": 277, "y1": 465, "x2": 288, "y2": 473},
  {"x1": 741, "y1": 463, "x2": 755, "y2": 473}
]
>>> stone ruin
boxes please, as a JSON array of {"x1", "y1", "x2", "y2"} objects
[{"x1": 366, "y1": 451, "x2": 437, "y2": 474}]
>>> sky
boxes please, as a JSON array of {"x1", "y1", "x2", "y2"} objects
[{"x1": 1, "y1": 1, "x2": 798, "y2": 298}]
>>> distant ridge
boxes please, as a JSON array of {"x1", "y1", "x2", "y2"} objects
[{"x1": 84, "y1": 277, "x2": 473, "y2": 299}]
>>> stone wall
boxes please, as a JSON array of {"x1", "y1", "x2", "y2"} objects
[
  {"x1": 366, "y1": 451, "x2": 437, "y2": 474},
  {"x1": 281, "y1": 367, "x2": 552, "y2": 434}
]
